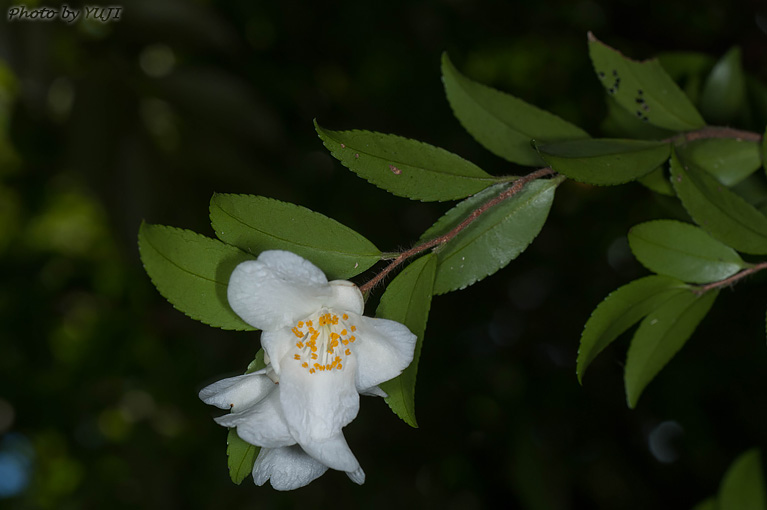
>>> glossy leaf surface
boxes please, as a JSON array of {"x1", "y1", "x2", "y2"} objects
[
  {"x1": 628, "y1": 220, "x2": 746, "y2": 283},
  {"x1": 210, "y1": 193, "x2": 380, "y2": 280},
  {"x1": 624, "y1": 288, "x2": 718, "y2": 407},
  {"x1": 377, "y1": 254, "x2": 437, "y2": 427},
  {"x1": 315, "y1": 121, "x2": 496, "y2": 201},
  {"x1": 719, "y1": 449, "x2": 767, "y2": 510},
  {"x1": 577, "y1": 275, "x2": 687, "y2": 382},
  {"x1": 536, "y1": 138, "x2": 669, "y2": 185},
  {"x1": 138, "y1": 222, "x2": 255, "y2": 331},
  {"x1": 422, "y1": 178, "x2": 561, "y2": 295},
  {"x1": 670, "y1": 151, "x2": 767, "y2": 254},
  {"x1": 588, "y1": 33, "x2": 706, "y2": 131},
  {"x1": 679, "y1": 138, "x2": 761, "y2": 187},
  {"x1": 700, "y1": 47, "x2": 746, "y2": 124},
  {"x1": 442, "y1": 53, "x2": 589, "y2": 166}
]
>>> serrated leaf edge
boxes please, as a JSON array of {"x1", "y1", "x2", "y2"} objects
[
  {"x1": 138, "y1": 222, "x2": 256, "y2": 331},
  {"x1": 210, "y1": 193, "x2": 382, "y2": 259}
]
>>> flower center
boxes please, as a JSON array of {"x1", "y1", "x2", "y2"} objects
[{"x1": 290, "y1": 309, "x2": 357, "y2": 374}]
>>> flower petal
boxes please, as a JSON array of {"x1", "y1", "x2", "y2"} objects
[
  {"x1": 252, "y1": 446, "x2": 328, "y2": 491},
  {"x1": 327, "y1": 280, "x2": 364, "y2": 315},
  {"x1": 215, "y1": 386, "x2": 294, "y2": 448},
  {"x1": 346, "y1": 466, "x2": 365, "y2": 485},
  {"x1": 298, "y1": 431, "x2": 363, "y2": 476},
  {"x1": 279, "y1": 352, "x2": 359, "y2": 444},
  {"x1": 352, "y1": 316, "x2": 417, "y2": 391},
  {"x1": 359, "y1": 385, "x2": 387, "y2": 398},
  {"x1": 260, "y1": 329, "x2": 296, "y2": 376},
  {"x1": 198, "y1": 372, "x2": 274, "y2": 410},
  {"x1": 228, "y1": 251, "x2": 331, "y2": 331}
]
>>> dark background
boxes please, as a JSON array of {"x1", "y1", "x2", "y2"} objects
[{"x1": 1, "y1": 0, "x2": 767, "y2": 508}]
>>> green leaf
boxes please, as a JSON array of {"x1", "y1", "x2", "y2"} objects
[
  {"x1": 138, "y1": 222, "x2": 255, "y2": 331},
  {"x1": 577, "y1": 275, "x2": 688, "y2": 382},
  {"x1": 315, "y1": 120, "x2": 497, "y2": 202},
  {"x1": 226, "y1": 428, "x2": 258, "y2": 485},
  {"x1": 535, "y1": 138, "x2": 670, "y2": 185},
  {"x1": 719, "y1": 449, "x2": 767, "y2": 510},
  {"x1": 601, "y1": 96, "x2": 675, "y2": 140},
  {"x1": 700, "y1": 47, "x2": 746, "y2": 125},
  {"x1": 441, "y1": 53, "x2": 589, "y2": 166},
  {"x1": 377, "y1": 254, "x2": 437, "y2": 427},
  {"x1": 762, "y1": 125, "x2": 767, "y2": 174},
  {"x1": 588, "y1": 33, "x2": 706, "y2": 131},
  {"x1": 657, "y1": 51, "x2": 715, "y2": 82},
  {"x1": 670, "y1": 150, "x2": 767, "y2": 255},
  {"x1": 637, "y1": 166, "x2": 674, "y2": 196},
  {"x1": 624, "y1": 288, "x2": 718, "y2": 408},
  {"x1": 628, "y1": 220, "x2": 747, "y2": 284},
  {"x1": 679, "y1": 138, "x2": 761, "y2": 187},
  {"x1": 691, "y1": 498, "x2": 718, "y2": 510},
  {"x1": 210, "y1": 193, "x2": 381, "y2": 280},
  {"x1": 657, "y1": 51, "x2": 715, "y2": 107},
  {"x1": 422, "y1": 177, "x2": 562, "y2": 295},
  {"x1": 748, "y1": 77, "x2": 767, "y2": 129},
  {"x1": 245, "y1": 348, "x2": 266, "y2": 374},
  {"x1": 225, "y1": 349, "x2": 266, "y2": 484}
]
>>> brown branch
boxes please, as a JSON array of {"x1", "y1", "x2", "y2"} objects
[
  {"x1": 695, "y1": 261, "x2": 767, "y2": 295},
  {"x1": 360, "y1": 167, "x2": 557, "y2": 294},
  {"x1": 666, "y1": 126, "x2": 762, "y2": 144}
]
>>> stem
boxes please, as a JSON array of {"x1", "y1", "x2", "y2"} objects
[
  {"x1": 667, "y1": 126, "x2": 762, "y2": 144},
  {"x1": 359, "y1": 167, "x2": 557, "y2": 294},
  {"x1": 695, "y1": 261, "x2": 767, "y2": 295}
]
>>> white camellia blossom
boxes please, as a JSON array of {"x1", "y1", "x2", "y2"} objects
[{"x1": 199, "y1": 250, "x2": 417, "y2": 490}]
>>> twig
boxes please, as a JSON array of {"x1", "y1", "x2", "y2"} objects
[
  {"x1": 666, "y1": 126, "x2": 762, "y2": 144},
  {"x1": 695, "y1": 261, "x2": 767, "y2": 295},
  {"x1": 359, "y1": 167, "x2": 557, "y2": 294}
]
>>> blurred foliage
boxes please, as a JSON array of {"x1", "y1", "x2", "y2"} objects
[{"x1": 1, "y1": 0, "x2": 767, "y2": 508}]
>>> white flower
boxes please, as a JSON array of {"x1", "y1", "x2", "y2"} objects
[{"x1": 199, "y1": 250, "x2": 417, "y2": 490}]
